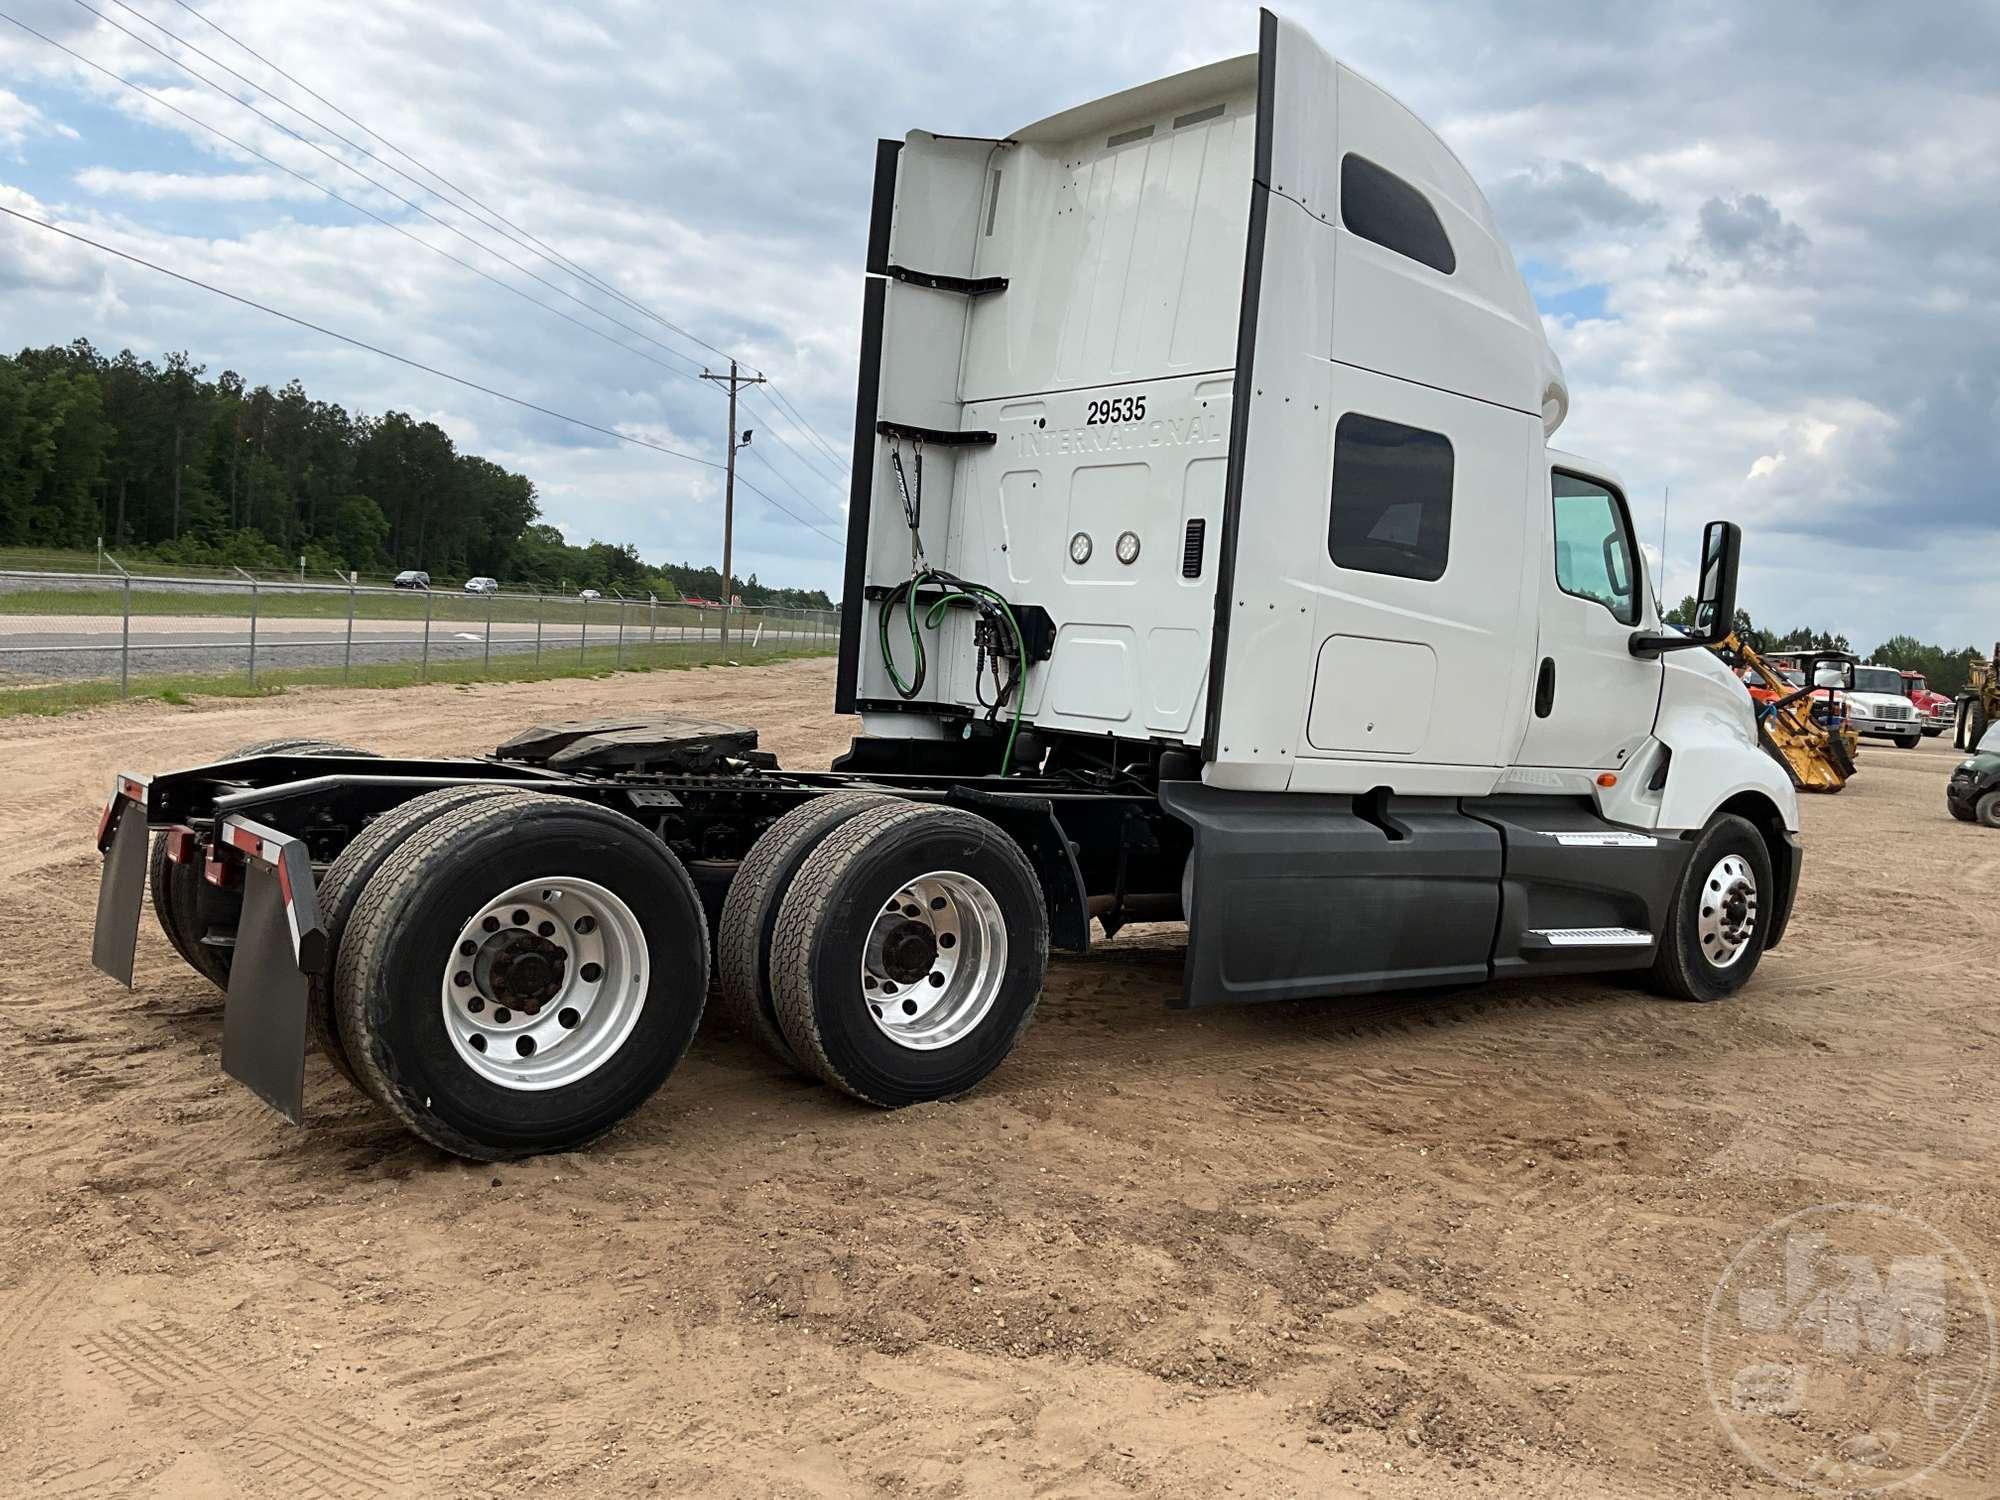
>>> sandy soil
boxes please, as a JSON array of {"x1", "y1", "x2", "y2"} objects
[{"x1": 2, "y1": 658, "x2": 1996, "y2": 1498}]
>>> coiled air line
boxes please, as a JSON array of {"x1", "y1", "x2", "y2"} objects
[{"x1": 878, "y1": 437, "x2": 1030, "y2": 774}]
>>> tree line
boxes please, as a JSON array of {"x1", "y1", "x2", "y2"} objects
[
  {"x1": 0, "y1": 340, "x2": 833, "y2": 607},
  {"x1": 1666, "y1": 597, "x2": 1989, "y2": 699}
]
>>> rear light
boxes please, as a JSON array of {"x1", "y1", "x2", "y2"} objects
[
  {"x1": 204, "y1": 841, "x2": 244, "y2": 889},
  {"x1": 94, "y1": 795, "x2": 118, "y2": 851}
]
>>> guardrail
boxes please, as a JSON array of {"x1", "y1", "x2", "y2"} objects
[{"x1": 0, "y1": 567, "x2": 840, "y2": 696}]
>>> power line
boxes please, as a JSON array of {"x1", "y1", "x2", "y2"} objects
[
  {"x1": 0, "y1": 203, "x2": 845, "y2": 547},
  {"x1": 3, "y1": 10, "x2": 723, "y2": 392},
  {"x1": 166, "y1": 0, "x2": 860, "y2": 477},
  {"x1": 18, "y1": 7, "x2": 855, "y2": 536},
  {"x1": 163, "y1": 0, "x2": 740, "y2": 368},
  {"x1": 740, "y1": 440, "x2": 844, "y2": 530},
  {"x1": 69, "y1": 0, "x2": 857, "y2": 512},
  {"x1": 66, "y1": 0, "x2": 717, "y2": 378},
  {"x1": 761, "y1": 382, "x2": 853, "y2": 476}
]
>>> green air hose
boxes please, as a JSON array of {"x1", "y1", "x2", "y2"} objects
[{"x1": 878, "y1": 568, "x2": 1029, "y2": 775}]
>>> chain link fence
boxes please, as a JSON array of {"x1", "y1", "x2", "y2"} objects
[{"x1": 0, "y1": 567, "x2": 840, "y2": 698}]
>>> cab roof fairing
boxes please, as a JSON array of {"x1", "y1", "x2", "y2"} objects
[{"x1": 1001, "y1": 12, "x2": 1569, "y2": 436}]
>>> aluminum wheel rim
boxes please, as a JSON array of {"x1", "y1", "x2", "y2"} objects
[
  {"x1": 1696, "y1": 853, "x2": 1759, "y2": 970},
  {"x1": 440, "y1": 876, "x2": 648, "y2": 1090},
  {"x1": 860, "y1": 870, "x2": 1007, "y2": 1051}
]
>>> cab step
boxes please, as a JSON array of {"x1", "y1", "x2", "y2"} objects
[{"x1": 1523, "y1": 927, "x2": 1655, "y2": 950}]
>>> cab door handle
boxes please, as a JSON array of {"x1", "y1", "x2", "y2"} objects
[{"x1": 1534, "y1": 657, "x2": 1556, "y2": 718}]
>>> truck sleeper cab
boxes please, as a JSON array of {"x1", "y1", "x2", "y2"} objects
[{"x1": 89, "y1": 11, "x2": 1799, "y2": 1162}]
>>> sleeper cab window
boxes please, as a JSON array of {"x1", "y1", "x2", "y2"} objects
[
  {"x1": 1551, "y1": 472, "x2": 1640, "y2": 625},
  {"x1": 1340, "y1": 154, "x2": 1456, "y2": 274},
  {"x1": 1327, "y1": 413, "x2": 1454, "y2": 582}
]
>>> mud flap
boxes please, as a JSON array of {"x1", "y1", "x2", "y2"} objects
[
  {"x1": 89, "y1": 776, "x2": 152, "y2": 988},
  {"x1": 216, "y1": 817, "x2": 326, "y2": 1125}
]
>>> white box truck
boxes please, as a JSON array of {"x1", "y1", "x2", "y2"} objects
[{"x1": 90, "y1": 11, "x2": 1800, "y2": 1161}]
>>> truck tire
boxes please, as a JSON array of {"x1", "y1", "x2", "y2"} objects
[
  {"x1": 1978, "y1": 791, "x2": 2000, "y2": 830},
  {"x1": 715, "y1": 791, "x2": 893, "y2": 1069},
  {"x1": 1894, "y1": 733, "x2": 1921, "y2": 750},
  {"x1": 1965, "y1": 701, "x2": 1990, "y2": 752},
  {"x1": 1650, "y1": 813, "x2": 1773, "y2": 1003},
  {"x1": 151, "y1": 738, "x2": 375, "y2": 988},
  {"x1": 770, "y1": 802, "x2": 1048, "y2": 1107},
  {"x1": 310, "y1": 784, "x2": 527, "y2": 1089},
  {"x1": 334, "y1": 791, "x2": 709, "y2": 1159}
]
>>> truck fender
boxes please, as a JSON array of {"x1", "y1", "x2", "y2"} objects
[{"x1": 944, "y1": 786, "x2": 1090, "y2": 953}]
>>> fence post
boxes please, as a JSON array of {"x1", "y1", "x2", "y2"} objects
[
  {"x1": 421, "y1": 586, "x2": 433, "y2": 683},
  {"x1": 649, "y1": 595, "x2": 658, "y2": 651},
  {"x1": 120, "y1": 573, "x2": 131, "y2": 697},
  {"x1": 616, "y1": 601, "x2": 626, "y2": 667},
  {"x1": 247, "y1": 579, "x2": 260, "y2": 687},
  {"x1": 484, "y1": 590, "x2": 494, "y2": 672},
  {"x1": 579, "y1": 597, "x2": 589, "y2": 665},
  {"x1": 535, "y1": 594, "x2": 544, "y2": 665},
  {"x1": 344, "y1": 574, "x2": 356, "y2": 684}
]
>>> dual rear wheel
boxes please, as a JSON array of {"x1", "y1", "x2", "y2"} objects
[{"x1": 329, "y1": 790, "x2": 1047, "y2": 1157}]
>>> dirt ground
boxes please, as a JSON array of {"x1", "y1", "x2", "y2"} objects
[{"x1": 2, "y1": 658, "x2": 1996, "y2": 1498}]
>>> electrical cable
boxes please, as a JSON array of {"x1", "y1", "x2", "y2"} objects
[
  {"x1": 13, "y1": 7, "x2": 851, "y2": 535},
  {"x1": 0, "y1": 202, "x2": 847, "y2": 548},
  {"x1": 168, "y1": 0, "x2": 860, "y2": 475}
]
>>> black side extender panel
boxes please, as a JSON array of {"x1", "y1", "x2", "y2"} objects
[{"x1": 1160, "y1": 782, "x2": 1500, "y2": 1008}]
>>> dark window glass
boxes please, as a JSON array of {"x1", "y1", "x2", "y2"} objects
[
  {"x1": 1551, "y1": 472, "x2": 1639, "y2": 625},
  {"x1": 1340, "y1": 154, "x2": 1456, "y2": 274},
  {"x1": 1328, "y1": 413, "x2": 1454, "y2": 582}
]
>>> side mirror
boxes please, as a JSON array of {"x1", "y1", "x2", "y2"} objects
[{"x1": 1629, "y1": 519, "x2": 1742, "y2": 658}]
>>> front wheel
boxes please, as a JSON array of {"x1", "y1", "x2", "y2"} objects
[
  {"x1": 771, "y1": 803, "x2": 1048, "y2": 1107},
  {"x1": 1651, "y1": 814, "x2": 1774, "y2": 1002},
  {"x1": 334, "y1": 791, "x2": 709, "y2": 1159},
  {"x1": 1894, "y1": 733, "x2": 1921, "y2": 750},
  {"x1": 1978, "y1": 791, "x2": 2000, "y2": 830}
]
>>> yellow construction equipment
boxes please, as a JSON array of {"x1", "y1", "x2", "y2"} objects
[
  {"x1": 1716, "y1": 636, "x2": 1855, "y2": 793},
  {"x1": 1956, "y1": 643, "x2": 1998, "y2": 750}
]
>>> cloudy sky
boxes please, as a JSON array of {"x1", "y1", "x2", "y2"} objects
[{"x1": 1, "y1": 0, "x2": 1994, "y2": 648}]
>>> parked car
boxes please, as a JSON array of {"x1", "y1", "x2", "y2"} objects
[
  {"x1": 392, "y1": 570, "x2": 430, "y2": 590},
  {"x1": 577, "y1": 588, "x2": 602, "y2": 601},
  {"x1": 1946, "y1": 722, "x2": 2000, "y2": 826},
  {"x1": 463, "y1": 577, "x2": 499, "y2": 594}
]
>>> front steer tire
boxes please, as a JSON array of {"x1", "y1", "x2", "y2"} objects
[
  {"x1": 1650, "y1": 813, "x2": 1774, "y2": 1003},
  {"x1": 334, "y1": 791, "x2": 710, "y2": 1160},
  {"x1": 771, "y1": 802, "x2": 1048, "y2": 1108},
  {"x1": 715, "y1": 790, "x2": 893, "y2": 1069}
]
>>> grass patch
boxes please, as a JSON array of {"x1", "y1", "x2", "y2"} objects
[
  {"x1": 0, "y1": 641, "x2": 835, "y2": 718},
  {"x1": 0, "y1": 584, "x2": 823, "y2": 635}
]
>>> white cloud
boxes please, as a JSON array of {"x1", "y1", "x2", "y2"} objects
[
  {"x1": 0, "y1": 0, "x2": 1990, "y2": 643},
  {"x1": 73, "y1": 166, "x2": 323, "y2": 202}
]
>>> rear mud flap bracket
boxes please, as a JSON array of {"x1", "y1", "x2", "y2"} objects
[{"x1": 217, "y1": 815, "x2": 325, "y2": 1126}]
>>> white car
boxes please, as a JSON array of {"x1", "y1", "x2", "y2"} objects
[
  {"x1": 1836, "y1": 663, "x2": 1924, "y2": 748},
  {"x1": 578, "y1": 589, "x2": 602, "y2": 602},
  {"x1": 463, "y1": 576, "x2": 499, "y2": 594}
]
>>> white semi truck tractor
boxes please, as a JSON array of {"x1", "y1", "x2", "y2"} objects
[{"x1": 89, "y1": 11, "x2": 1800, "y2": 1161}]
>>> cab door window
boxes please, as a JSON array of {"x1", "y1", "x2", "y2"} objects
[{"x1": 1551, "y1": 472, "x2": 1639, "y2": 625}]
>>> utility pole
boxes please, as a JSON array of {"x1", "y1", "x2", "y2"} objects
[{"x1": 699, "y1": 359, "x2": 766, "y2": 647}]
